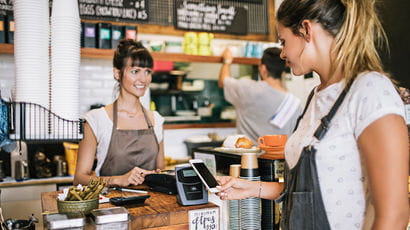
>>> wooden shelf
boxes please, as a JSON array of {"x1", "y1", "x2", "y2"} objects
[
  {"x1": 164, "y1": 122, "x2": 235, "y2": 130},
  {"x1": 81, "y1": 47, "x2": 259, "y2": 65},
  {"x1": 1, "y1": 44, "x2": 260, "y2": 65},
  {"x1": 0, "y1": 43, "x2": 14, "y2": 54}
]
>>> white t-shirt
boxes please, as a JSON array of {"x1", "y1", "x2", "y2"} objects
[
  {"x1": 83, "y1": 107, "x2": 165, "y2": 176},
  {"x1": 224, "y1": 77, "x2": 301, "y2": 143},
  {"x1": 286, "y1": 72, "x2": 405, "y2": 229}
]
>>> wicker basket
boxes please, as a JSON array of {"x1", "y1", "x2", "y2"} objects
[{"x1": 57, "y1": 198, "x2": 99, "y2": 214}]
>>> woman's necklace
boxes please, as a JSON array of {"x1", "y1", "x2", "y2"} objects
[{"x1": 118, "y1": 109, "x2": 140, "y2": 118}]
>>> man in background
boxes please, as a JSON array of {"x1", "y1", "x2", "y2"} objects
[{"x1": 218, "y1": 47, "x2": 301, "y2": 144}]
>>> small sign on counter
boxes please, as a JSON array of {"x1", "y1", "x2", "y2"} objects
[
  {"x1": 189, "y1": 207, "x2": 219, "y2": 230},
  {"x1": 174, "y1": 0, "x2": 248, "y2": 35}
]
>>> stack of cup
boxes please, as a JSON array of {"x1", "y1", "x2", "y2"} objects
[
  {"x1": 13, "y1": 0, "x2": 50, "y2": 138},
  {"x1": 50, "y1": 0, "x2": 81, "y2": 137},
  {"x1": 239, "y1": 152, "x2": 261, "y2": 229},
  {"x1": 229, "y1": 164, "x2": 241, "y2": 230}
]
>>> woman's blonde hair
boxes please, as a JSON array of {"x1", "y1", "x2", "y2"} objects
[{"x1": 277, "y1": 0, "x2": 388, "y2": 86}]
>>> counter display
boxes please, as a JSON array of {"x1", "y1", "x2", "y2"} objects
[
  {"x1": 41, "y1": 188, "x2": 219, "y2": 229},
  {"x1": 193, "y1": 146, "x2": 285, "y2": 230}
]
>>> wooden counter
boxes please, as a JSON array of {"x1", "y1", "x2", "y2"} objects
[{"x1": 41, "y1": 189, "x2": 219, "y2": 229}]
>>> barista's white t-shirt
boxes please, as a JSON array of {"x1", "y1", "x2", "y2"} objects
[
  {"x1": 83, "y1": 107, "x2": 164, "y2": 176},
  {"x1": 286, "y1": 72, "x2": 405, "y2": 229}
]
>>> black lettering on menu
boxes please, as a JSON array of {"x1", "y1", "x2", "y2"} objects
[
  {"x1": 0, "y1": 0, "x2": 13, "y2": 14},
  {"x1": 79, "y1": 0, "x2": 148, "y2": 22},
  {"x1": 174, "y1": 0, "x2": 248, "y2": 35}
]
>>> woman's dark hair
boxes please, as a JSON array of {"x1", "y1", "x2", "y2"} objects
[
  {"x1": 113, "y1": 39, "x2": 153, "y2": 80},
  {"x1": 261, "y1": 47, "x2": 286, "y2": 79},
  {"x1": 277, "y1": 0, "x2": 345, "y2": 38}
]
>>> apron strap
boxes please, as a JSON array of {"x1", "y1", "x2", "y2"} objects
[
  {"x1": 141, "y1": 104, "x2": 153, "y2": 129},
  {"x1": 293, "y1": 88, "x2": 315, "y2": 132},
  {"x1": 313, "y1": 84, "x2": 351, "y2": 140},
  {"x1": 113, "y1": 100, "x2": 159, "y2": 145},
  {"x1": 112, "y1": 100, "x2": 118, "y2": 132},
  {"x1": 140, "y1": 103, "x2": 160, "y2": 146}
]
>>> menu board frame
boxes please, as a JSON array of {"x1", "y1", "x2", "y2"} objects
[
  {"x1": 78, "y1": 0, "x2": 149, "y2": 22},
  {"x1": 174, "y1": 0, "x2": 248, "y2": 35}
]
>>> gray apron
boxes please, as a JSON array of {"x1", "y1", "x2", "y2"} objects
[
  {"x1": 100, "y1": 101, "x2": 159, "y2": 176},
  {"x1": 277, "y1": 84, "x2": 350, "y2": 230}
]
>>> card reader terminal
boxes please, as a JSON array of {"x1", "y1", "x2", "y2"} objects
[{"x1": 175, "y1": 164, "x2": 208, "y2": 206}]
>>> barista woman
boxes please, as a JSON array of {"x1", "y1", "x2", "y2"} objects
[{"x1": 74, "y1": 39, "x2": 165, "y2": 187}]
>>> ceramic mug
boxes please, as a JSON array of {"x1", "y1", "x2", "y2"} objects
[{"x1": 257, "y1": 135, "x2": 287, "y2": 147}]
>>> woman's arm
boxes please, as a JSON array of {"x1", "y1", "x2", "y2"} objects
[
  {"x1": 358, "y1": 114, "x2": 409, "y2": 229},
  {"x1": 156, "y1": 140, "x2": 165, "y2": 170},
  {"x1": 216, "y1": 176, "x2": 284, "y2": 200},
  {"x1": 73, "y1": 122, "x2": 99, "y2": 185}
]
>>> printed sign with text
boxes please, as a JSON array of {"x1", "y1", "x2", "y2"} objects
[{"x1": 189, "y1": 207, "x2": 219, "y2": 230}]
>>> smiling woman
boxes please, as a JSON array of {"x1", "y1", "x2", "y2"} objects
[{"x1": 74, "y1": 39, "x2": 165, "y2": 188}]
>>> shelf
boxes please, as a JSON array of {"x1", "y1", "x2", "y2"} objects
[
  {"x1": 0, "y1": 43, "x2": 14, "y2": 54},
  {"x1": 0, "y1": 176, "x2": 73, "y2": 188},
  {"x1": 0, "y1": 44, "x2": 260, "y2": 65},
  {"x1": 7, "y1": 101, "x2": 84, "y2": 143},
  {"x1": 163, "y1": 122, "x2": 235, "y2": 129},
  {"x1": 151, "y1": 89, "x2": 201, "y2": 95}
]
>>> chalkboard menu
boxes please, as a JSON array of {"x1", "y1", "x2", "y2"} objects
[
  {"x1": 174, "y1": 0, "x2": 248, "y2": 35},
  {"x1": 79, "y1": 0, "x2": 148, "y2": 22},
  {"x1": 0, "y1": 0, "x2": 13, "y2": 16}
]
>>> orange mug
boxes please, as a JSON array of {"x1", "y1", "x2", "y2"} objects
[{"x1": 258, "y1": 135, "x2": 287, "y2": 147}]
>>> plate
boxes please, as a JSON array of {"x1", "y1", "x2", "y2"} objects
[
  {"x1": 213, "y1": 147, "x2": 262, "y2": 154},
  {"x1": 175, "y1": 110, "x2": 196, "y2": 116},
  {"x1": 259, "y1": 145, "x2": 284, "y2": 154}
]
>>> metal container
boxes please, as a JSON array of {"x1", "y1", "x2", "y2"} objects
[{"x1": 14, "y1": 160, "x2": 29, "y2": 181}]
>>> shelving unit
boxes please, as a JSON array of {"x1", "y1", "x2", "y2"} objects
[
  {"x1": 6, "y1": 101, "x2": 84, "y2": 143},
  {"x1": 150, "y1": 89, "x2": 202, "y2": 95},
  {"x1": 0, "y1": 44, "x2": 260, "y2": 65}
]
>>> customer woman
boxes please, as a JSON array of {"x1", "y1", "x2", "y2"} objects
[
  {"x1": 216, "y1": 0, "x2": 409, "y2": 229},
  {"x1": 74, "y1": 39, "x2": 165, "y2": 187}
]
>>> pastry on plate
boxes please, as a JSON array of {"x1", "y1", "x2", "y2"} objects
[{"x1": 223, "y1": 135, "x2": 254, "y2": 149}]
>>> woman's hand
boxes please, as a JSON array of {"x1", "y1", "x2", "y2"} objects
[
  {"x1": 114, "y1": 167, "x2": 157, "y2": 187},
  {"x1": 216, "y1": 176, "x2": 258, "y2": 200}
]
